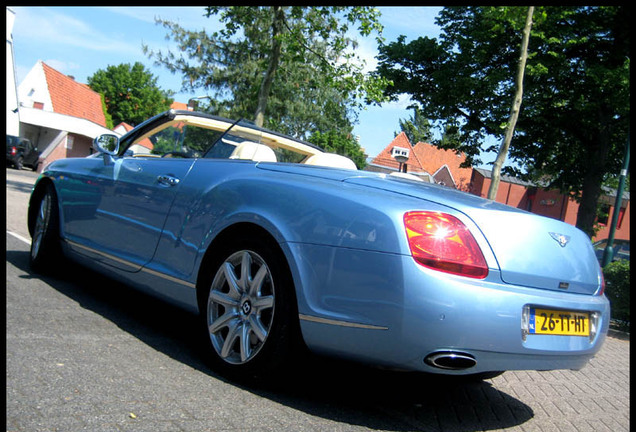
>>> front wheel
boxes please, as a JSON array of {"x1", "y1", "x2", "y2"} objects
[
  {"x1": 201, "y1": 236, "x2": 299, "y2": 378},
  {"x1": 30, "y1": 184, "x2": 62, "y2": 273}
]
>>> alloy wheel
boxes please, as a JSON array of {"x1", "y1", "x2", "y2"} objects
[{"x1": 207, "y1": 250, "x2": 275, "y2": 365}]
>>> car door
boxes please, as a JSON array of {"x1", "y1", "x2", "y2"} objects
[{"x1": 61, "y1": 156, "x2": 194, "y2": 272}]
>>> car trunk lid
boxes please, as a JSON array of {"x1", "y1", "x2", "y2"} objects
[{"x1": 342, "y1": 175, "x2": 601, "y2": 296}]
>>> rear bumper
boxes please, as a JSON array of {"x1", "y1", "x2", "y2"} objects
[{"x1": 290, "y1": 244, "x2": 610, "y2": 374}]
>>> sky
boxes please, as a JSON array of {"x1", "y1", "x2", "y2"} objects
[{"x1": 9, "y1": 6, "x2": 495, "y2": 165}]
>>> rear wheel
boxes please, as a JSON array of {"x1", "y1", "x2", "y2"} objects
[
  {"x1": 30, "y1": 184, "x2": 62, "y2": 273},
  {"x1": 15, "y1": 156, "x2": 23, "y2": 170},
  {"x1": 201, "y1": 235, "x2": 298, "y2": 378}
]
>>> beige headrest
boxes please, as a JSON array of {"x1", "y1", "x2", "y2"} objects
[{"x1": 229, "y1": 141, "x2": 277, "y2": 162}]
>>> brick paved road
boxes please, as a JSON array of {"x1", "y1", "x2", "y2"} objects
[{"x1": 5, "y1": 169, "x2": 631, "y2": 431}]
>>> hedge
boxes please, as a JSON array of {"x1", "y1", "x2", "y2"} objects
[{"x1": 603, "y1": 259, "x2": 630, "y2": 331}]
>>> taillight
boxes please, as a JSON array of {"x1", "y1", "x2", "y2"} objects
[
  {"x1": 598, "y1": 271, "x2": 606, "y2": 296},
  {"x1": 11, "y1": 146, "x2": 17, "y2": 155},
  {"x1": 404, "y1": 211, "x2": 488, "y2": 279}
]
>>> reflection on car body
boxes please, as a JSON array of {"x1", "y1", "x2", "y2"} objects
[{"x1": 27, "y1": 109, "x2": 610, "y2": 379}]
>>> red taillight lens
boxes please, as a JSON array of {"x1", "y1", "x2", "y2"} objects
[
  {"x1": 404, "y1": 211, "x2": 488, "y2": 279},
  {"x1": 11, "y1": 146, "x2": 17, "y2": 155},
  {"x1": 598, "y1": 271, "x2": 606, "y2": 296}
]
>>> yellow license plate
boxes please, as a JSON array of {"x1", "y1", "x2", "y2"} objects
[{"x1": 529, "y1": 308, "x2": 590, "y2": 336}]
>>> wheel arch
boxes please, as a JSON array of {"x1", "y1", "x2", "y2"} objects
[
  {"x1": 194, "y1": 222, "x2": 300, "y2": 320},
  {"x1": 27, "y1": 177, "x2": 56, "y2": 238}
]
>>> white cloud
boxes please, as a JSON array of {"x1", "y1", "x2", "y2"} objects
[
  {"x1": 102, "y1": 6, "x2": 223, "y2": 33},
  {"x1": 43, "y1": 59, "x2": 81, "y2": 76},
  {"x1": 12, "y1": 7, "x2": 141, "y2": 55}
]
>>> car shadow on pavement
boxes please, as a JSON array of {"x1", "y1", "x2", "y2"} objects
[{"x1": 7, "y1": 249, "x2": 534, "y2": 431}]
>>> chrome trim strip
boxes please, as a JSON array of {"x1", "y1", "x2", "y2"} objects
[
  {"x1": 66, "y1": 239, "x2": 196, "y2": 289},
  {"x1": 68, "y1": 240, "x2": 139, "y2": 269},
  {"x1": 140, "y1": 266, "x2": 196, "y2": 289},
  {"x1": 298, "y1": 314, "x2": 388, "y2": 330}
]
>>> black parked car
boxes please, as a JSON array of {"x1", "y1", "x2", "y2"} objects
[{"x1": 6, "y1": 135, "x2": 40, "y2": 171}]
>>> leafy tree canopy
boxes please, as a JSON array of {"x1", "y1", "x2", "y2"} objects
[
  {"x1": 395, "y1": 106, "x2": 433, "y2": 145},
  {"x1": 308, "y1": 130, "x2": 367, "y2": 169},
  {"x1": 88, "y1": 62, "x2": 174, "y2": 127},
  {"x1": 376, "y1": 6, "x2": 629, "y2": 236},
  {"x1": 143, "y1": 6, "x2": 391, "y2": 140}
]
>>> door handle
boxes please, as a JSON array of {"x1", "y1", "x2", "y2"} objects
[{"x1": 157, "y1": 175, "x2": 180, "y2": 187}]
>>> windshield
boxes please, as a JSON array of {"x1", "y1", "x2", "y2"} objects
[{"x1": 123, "y1": 115, "x2": 321, "y2": 164}]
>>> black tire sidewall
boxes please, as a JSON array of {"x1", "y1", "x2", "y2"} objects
[
  {"x1": 200, "y1": 235, "x2": 297, "y2": 380},
  {"x1": 30, "y1": 184, "x2": 62, "y2": 273}
]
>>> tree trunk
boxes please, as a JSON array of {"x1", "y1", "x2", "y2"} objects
[
  {"x1": 488, "y1": 6, "x2": 534, "y2": 200},
  {"x1": 575, "y1": 115, "x2": 613, "y2": 238},
  {"x1": 254, "y1": 6, "x2": 285, "y2": 128}
]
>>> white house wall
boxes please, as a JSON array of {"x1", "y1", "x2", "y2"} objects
[
  {"x1": 6, "y1": 7, "x2": 20, "y2": 136},
  {"x1": 17, "y1": 61, "x2": 54, "y2": 111}
]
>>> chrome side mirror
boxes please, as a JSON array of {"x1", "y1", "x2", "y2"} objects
[{"x1": 93, "y1": 134, "x2": 120, "y2": 155}]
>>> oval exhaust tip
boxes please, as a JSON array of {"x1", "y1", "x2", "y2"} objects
[{"x1": 425, "y1": 351, "x2": 477, "y2": 370}]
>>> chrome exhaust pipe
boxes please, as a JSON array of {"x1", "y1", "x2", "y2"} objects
[{"x1": 425, "y1": 351, "x2": 477, "y2": 370}]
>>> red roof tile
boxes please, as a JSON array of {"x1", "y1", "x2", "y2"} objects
[
  {"x1": 171, "y1": 101, "x2": 189, "y2": 110},
  {"x1": 41, "y1": 62, "x2": 107, "y2": 127},
  {"x1": 370, "y1": 132, "x2": 473, "y2": 190}
]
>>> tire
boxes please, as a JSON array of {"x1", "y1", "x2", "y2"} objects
[
  {"x1": 15, "y1": 156, "x2": 23, "y2": 170},
  {"x1": 30, "y1": 183, "x2": 62, "y2": 273},
  {"x1": 201, "y1": 235, "x2": 298, "y2": 379}
]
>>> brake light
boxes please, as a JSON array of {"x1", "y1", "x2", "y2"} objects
[
  {"x1": 11, "y1": 146, "x2": 17, "y2": 155},
  {"x1": 598, "y1": 271, "x2": 606, "y2": 296},
  {"x1": 404, "y1": 211, "x2": 488, "y2": 279}
]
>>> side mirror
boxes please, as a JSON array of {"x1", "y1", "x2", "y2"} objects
[{"x1": 93, "y1": 134, "x2": 120, "y2": 155}]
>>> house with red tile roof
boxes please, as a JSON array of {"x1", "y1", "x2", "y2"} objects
[
  {"x1": 366, "y1": 132, "x2": 629, "y2": 242},
  {"x1": 110, "y1": 102, "x2": 193, "y2": 155},
  {"x1": 16, "y1": 61, "x2": 116, "y2": 171},
  {"x1": 366, "y1": 132, "x2": 473, "y2": 191}
]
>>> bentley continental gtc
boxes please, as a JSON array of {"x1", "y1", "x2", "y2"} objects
[{"x1": 28, "y1": 109, "x2": 609, "y2": 378}]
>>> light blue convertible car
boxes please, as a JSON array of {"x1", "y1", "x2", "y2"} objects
[{"x1": 28, "y1": 109, "x2": 609, "y2": 379}]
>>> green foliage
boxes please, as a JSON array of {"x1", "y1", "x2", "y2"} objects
[
  {"x1": 308, "y1": 130, "x2": 367, "y2": 169},
  {"x1": 143, "y1": 7, "x2": 390, "y2": 139},
  {"x1": 88, "y1": 62, "x2": 174, "y2": 127},
  {"x1": 603, "y1": 259, "x2": 630, "y2": 330},
  {"x1": 98, "y1": 93, "x2": 113, "y2": 129},
  {"x1": 376, "y1": 6, "x2": 630, "y2": 237},
  {"x1": 396, "y1": 106, "x2": 433, "y2": 145}
]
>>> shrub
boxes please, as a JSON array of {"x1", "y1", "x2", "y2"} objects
[{"x1": 603, "y1": 259, "x2": 630, "y2": 331}]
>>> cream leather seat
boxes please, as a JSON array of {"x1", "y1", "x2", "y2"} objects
[
  {"x1": 229, "y1": 141, "x2": 277, "y2": 162},
  {"x1": 304, "y1": 153, "x2": 357, "y2": 170}
]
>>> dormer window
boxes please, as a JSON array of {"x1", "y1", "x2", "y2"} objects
[{"x1": 391, "y1": 146, "x2": 410, "y2": 159}]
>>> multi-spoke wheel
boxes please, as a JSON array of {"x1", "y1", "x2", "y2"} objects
[
  {"x1": 208, "y1": 249, "x2": 275, "y2": 364},
  {"x1": 29, "y1": 183, "x2": 62, "y2": 273},
  {"x1": 202, "y1": 235, "x2": 299, "y2": 377}
]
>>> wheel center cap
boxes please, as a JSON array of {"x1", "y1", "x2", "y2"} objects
[{"x1": 241, "y1": 299, "x2": 252, "y2": 316}]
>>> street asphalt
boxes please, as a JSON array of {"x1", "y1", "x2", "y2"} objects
[{"x1": 5, "y1": 167, "x2": 630, "y2": 431}]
